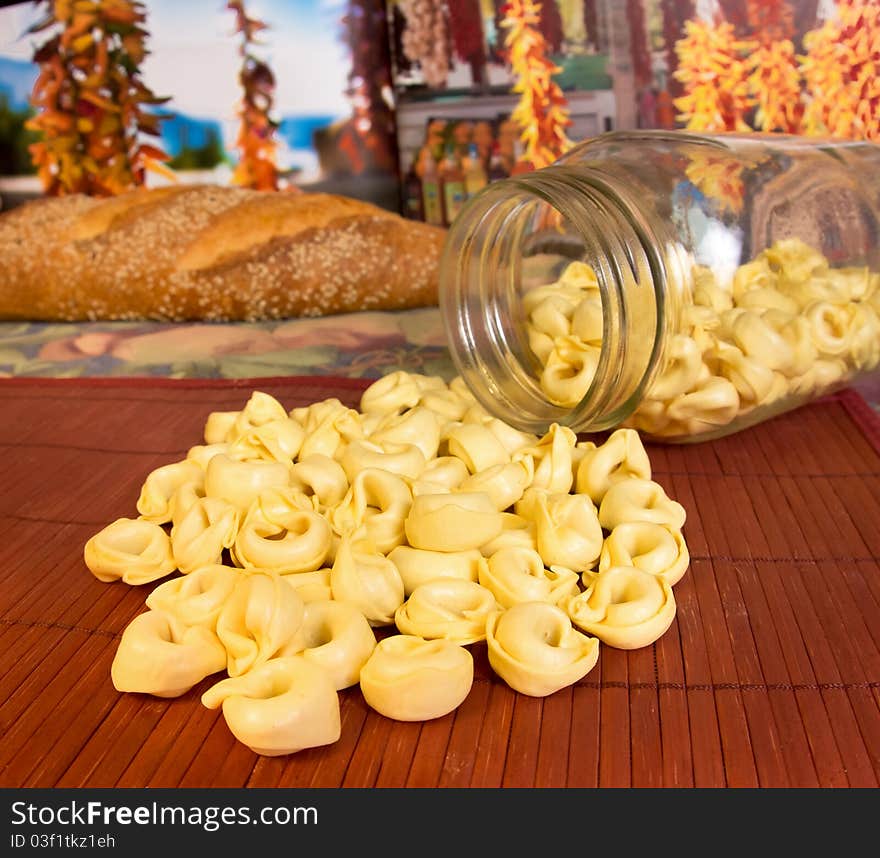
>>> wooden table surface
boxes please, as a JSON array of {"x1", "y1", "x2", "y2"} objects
[{"x1": 1, "y1": 376, "x2": 879, "y2": 788}]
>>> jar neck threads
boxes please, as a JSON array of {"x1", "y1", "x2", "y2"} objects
[{"x1": 439, "y1": 164, "x2": 675, "y2": 433}]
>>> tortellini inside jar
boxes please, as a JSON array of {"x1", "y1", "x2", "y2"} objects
[{"x1": 513, "y1": 238, "x2": 880, "y2": 442}]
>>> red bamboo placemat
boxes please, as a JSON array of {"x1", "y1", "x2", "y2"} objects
[{"x1": 1, "y1": 376, "x2": 879, "y2": 788}]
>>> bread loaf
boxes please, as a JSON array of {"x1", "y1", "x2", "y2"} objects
[{"x1": 0, "y1": 186, "x2": 448, "y2": 321}]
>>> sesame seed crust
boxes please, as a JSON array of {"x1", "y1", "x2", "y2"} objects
[{"x1": 0, "y1": 187, "x2": 448, "y2": 322}]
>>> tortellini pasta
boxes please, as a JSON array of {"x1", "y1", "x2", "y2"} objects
[
  {"x1": 204, "y1": 454, "x2": 289, "y2": 514},
  {"x1": 404, "y1": 492, "x2": 503, "y2": 552},
  {"x1": 280, "y1": 599, "x2": 376, "y2": 690},
  {"x1": 136, "y1": 460, "x2": 204, "y2": 525},
  {"x1": 145, "y1": 564, "x2": 242, "y2": 638},
  {"x1": 359, "y1": 635, "x2": 474, "y2": 721},
  {"x1": 599, "y1": 522, "x2": 689, "y2": 586},
  {"x1": 92, "y1": 371, "x2": 692, "y2": 758},
  {"x1": 394, "y1": 578, "x2": 499, "y2": 645},
  {"x1": 112, "y1": 610, "x2": 227, "y2": 698},
  {"x1": 477, "y1": 547, "x2": 578, "y2": 609},
  {"x1": 233, "y1": 501, "x2": 332, "y2": 574},
  {"x1": 330, "y1": 533, "x2": 405, "y2": 627},
  {"x1": 486, "y1": 602, "x2": 599, "y2": 697},
  {"x1": 386, "y1": 544, "x2": 482, "y2": 595},
  {"x1": 563, "y1": 565, "x2": 676, "y2": 650},
  {"x1": 598, "y1": 478, "x2": 687, "y2": 531},
  {"x1": 201, "y1": 656, "x2": 341, "y2": 756},
  {"x1": 216, "y1": 571, "x2": 305, "y2": 677},
  {"x1": 525, "y1": 241, "x2": 880, "y2": 440},
  {"x1": 84, "y1": 517, "x2": 176, "y2": 585},
  {"x1": 171, "y1": 496, "x2": 239, "y2": 575}
]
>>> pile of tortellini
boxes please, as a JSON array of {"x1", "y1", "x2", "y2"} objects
[
  {"x1": 524, "y1": 238, "x2": 880, "y2": 438},
  {"x1": 84, "y1": 371, "x2": 689, "y2": 757}
]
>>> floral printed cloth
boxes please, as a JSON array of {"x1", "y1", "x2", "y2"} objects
[
  {"x1": 1, "y1": 308, "x2": 877, "y2": 412},
  {"x1": 0, "y1": 308, "x2": 457, "y2": 382}
]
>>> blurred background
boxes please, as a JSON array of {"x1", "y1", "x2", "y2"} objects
[{"x1": 0, "y1": 1, "x2": 875, "y2": 218}]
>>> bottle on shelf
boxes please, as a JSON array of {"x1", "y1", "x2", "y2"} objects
[
  {"x1": 402, "y1": 161, "x2": 424, "y2": 221},
  {"x1": 420, "y1": 147, "x2": 444, "y2": 227},
  {"x1": 488, "y1": 142, "x2": 508, "y2": 182},
  {"x1": 439, "y1": 142, "x2": 467, "y2": 226},
  {"x1": 463, "y1": 142, "x2": 488, "y2": 199}
]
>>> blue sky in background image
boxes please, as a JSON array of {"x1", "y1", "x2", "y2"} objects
[{"x1": 0, "y1": 0, "x2": 354, "y2": 177}]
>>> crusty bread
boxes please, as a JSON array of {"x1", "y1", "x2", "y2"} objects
[{"x1": 0, "y1": 186, "x2": 448, "y2": 321}]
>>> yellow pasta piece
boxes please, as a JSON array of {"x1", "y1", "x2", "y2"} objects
[
  {"x1": 570, "y1": 294, "x2": 603, "y2": 345},
  {"x1": 233, "y1": 503, "x2": 332, "y2": 574},
  {"x1": 204, "y1": 454, "x2": 290, "y2": 514},
  {"x1": 280, "y1": 599, "x2": 376, "y2": 690},
  {"x1": 359, "y1": 635, "x2": 474, "y2": 721},
  {"x1": 458, "y1": 459, "x2": 533, "y2": 511},
  {"x1": 418, "y1": 387, "x2": 470, "y2": 424},
  {"x1": 216, "y1": 571, "x2": 305, "y2": 677},
  {"x1": 386, "y1": 544, "x2": 481, "y2": 596},
  {"x1": 714, "y1": 341, "x2": 776, "y2": 405},
  {"x1": 574, "y1": 427, "x2": 651, "y2": 504},
  {"x1": 540, "y1": 335, "x2": 600, "y2": 408},
  {"x1": 329, "y1": 468, "x2": 412, "y2": 555},
  {"x1": 665, "y1": 376, "x2": 741, "y2": 435},
  {"x1": 339, "y1": 438, "x2": 426, "y2": 483},
  {"x1": 395, "y1": 578, "x2": 499, "y2": 645},
  {"x1": 598, "y1": 478, "x2": 687, "y2": 531},
  {"x1": 528, "y1": 490, "x2": 603, "y2": 573},
  {"x1": 761, "y1": 237, "x2": 828, "y2": 288},
  {"x1": 443, "y1": 422, "x2": 510, "y2": 474},
  {"x1": 201, "y1": 655, "x2": 340, "y2": 756},
  {"x1": 410, "y1": 455, "x2": 470, "y2": 496},
  {"x1": 731, "y1": 310, "x2": 795, "y2": 372},
  {"x1": 486, "y1": 602, "x2": 599, "y2": 697},
  {"x1": 111, "y1": 610, "x2": 226, "y2": 698},
  {"x1": 297, "y1": 404, "x2": 362, "y2": 461},
  {"x1": 369, "y1": 406, "x2": 442, "y2": 461},
  {"x1": 478, "y1": 512, "x2": 538, "y2": 556},
  {"x1": 136, "y1": 459, "x2": 204, "y2": 525},
  {"x1": 185, "y1": 442, "x2": 229, "y2": 471},
  {"x1": 404, "y1": 492, "x2": 503, "y2": 552},
  {"x1": 564, "y1": 565, "x2": 676, "y2": 649},
  {"x1": 289, "y1": 454, "x2": 349, "y2": 510},
  {"x1": 145, "y1": 563, "x2": 242, "y2": 638},
  {"x1": 646, "y1": 334, "x2": 704, "y2": 401},
  {"x1": 598, "y1": 522, "x2": 689, "y2": 586},
  {"x1": 330, "y1": 532, "x2": 405, "y2": 626},
  {"x1": 478, "y1": 546, "x2": 578, "y2": 608},
  {"x1": 171, "y1": 496, "x2": 239, "y2": 575},
  {"x1": 529, "y1": 293, "x2": 575, "y2": 339},
  {"x1": 787, "y1": 358, "x2": 849, "y2": 398},
  {"x1": 203, "y1": 411, "x2": 238, "y2": 445},
  {"x1": 516, "y1": 423, "x2": 577, "y2": 494},
  {"x1": 359, "y1": 370, "x2": 423, "y2": 415},
  {"x1": 227, "y1": 417, "x2": 306, "y2": 464},
  {"x1": 281, "y1": 568, "x2": 333, "y2": 603},
  {"x1": 231, "y1": 391, "x2": 289, "y2": 440},
  {"x1": 805, "y1": 301, "x2": 859, "y2": 357},
  {"x1": 84, "y1": 517, "x2": 176, "y2": 585}
]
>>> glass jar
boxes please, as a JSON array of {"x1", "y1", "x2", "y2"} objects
[{"x1": 438, "y1": 130, "x2": 880, "y2": 441}]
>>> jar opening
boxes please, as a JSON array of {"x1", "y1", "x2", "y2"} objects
[{"x1": 440, "y1": 165, "x2": 670, "y2": 434}]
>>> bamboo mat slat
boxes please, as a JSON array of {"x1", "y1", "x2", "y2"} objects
[{"x1": 1, "y1": 376, "x2": 880, "y2": 788}]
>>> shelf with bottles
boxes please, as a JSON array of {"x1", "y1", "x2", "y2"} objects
[{"x1": 400, "y1": 113, "x2": 526, "y2": 226}]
